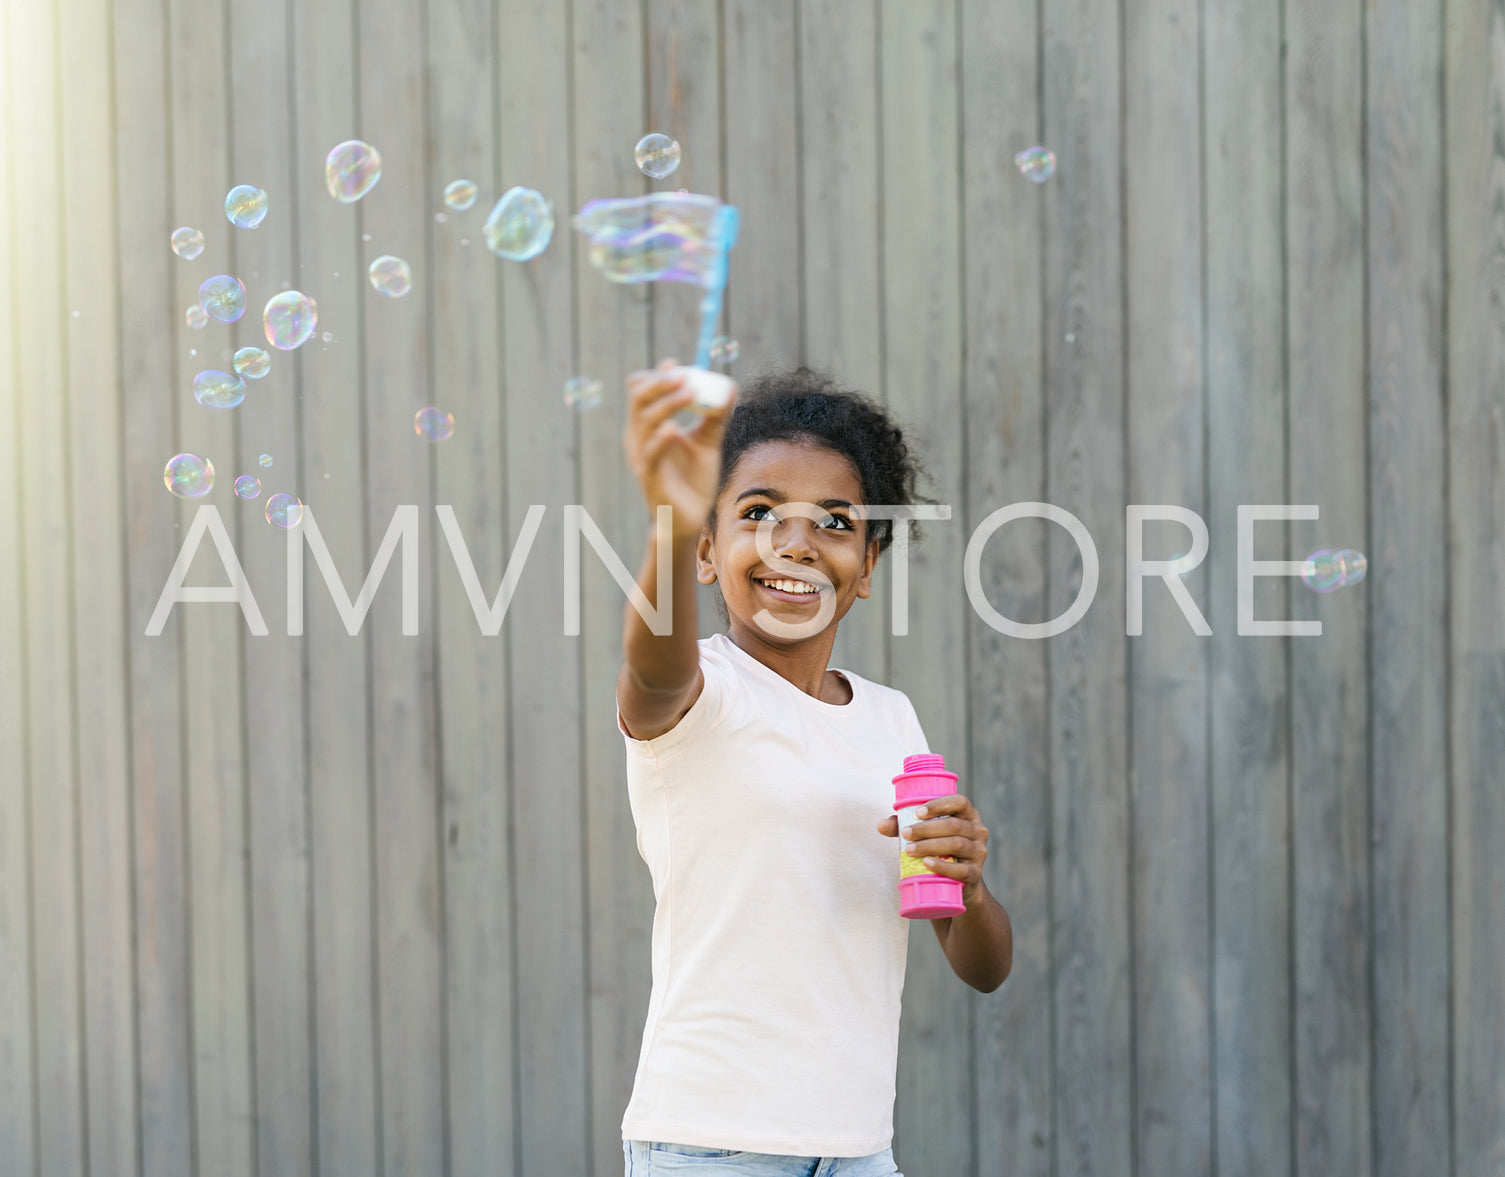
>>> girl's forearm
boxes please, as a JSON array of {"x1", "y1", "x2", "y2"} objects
[
  {"x1": 934, "y1": 883, "x2": 1013, "y2": 993},
  {"x1": 622, "y1": 523, "x2": 703, "y2": 692}
]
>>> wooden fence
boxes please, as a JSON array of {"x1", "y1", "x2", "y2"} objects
[{"x1": 0, "y1": 0, "x2": 1500, "y2": 1174}]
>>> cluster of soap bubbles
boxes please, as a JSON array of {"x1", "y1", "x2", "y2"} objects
[{"x1": 1301, "y1": 548, "x2": 1367, "y2": 593}]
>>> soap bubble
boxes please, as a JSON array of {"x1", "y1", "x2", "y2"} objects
[
  {"x1": 444, "y1": 179, "x2": 478, "y2": 210},
  {"x1": 265, "y1": 492, "x2": 303, "y2": 529},
  {"x1": 164, "y1": 453, "x2": 214, "y2": 498},
  {"x1": 434, "y1": 212, "x2": 448, "y2": 224},
  {"x1": 263, "y1": 290, "x2": 318, "y2": 349},
  {"x1": 258, "y1": 453, "x2": 272, "y2": 468},
  {"x1": 171, "y1": 226, "x2": 205, "y2": 260},
  {"x1": 234, "y1": 475, "x2": 262, "y2": 499},
  {"x1": 233, "y1": 346, "x2": 271, "y2": 379},
  {"x1": 414, "y1": 407, "x2": 454, "y2": 441},
  {"x1": 225, "y1": 184, "x2": 269, "y2": 228},
  {"x1": 1015, "y1": 146, "x2": 1056, "y2": 183},
  {"x1": 634, "y1": 133, "x2": 681, "y2": 179},
  {"x1": 709, "y1": 336, "x2": 739, "y2": 364},
  {"x1": 562, "y1": 376, "x2": 603, "y2": 411},
  {"x1": 192, "y1": 369, "x2": 247, "y2": 410},
  {"x1": 322, "y1": 331, "x2": 333, "y2": 342},
  {"x1": 325, "y1": 140, "x2": 382, "y2": 202},
  {"x1": 483, "y1": 187, "x2": 554, "y2": 261},
  {"x1": 368, "y1": 254, "x2": 413, "y2": 297},
  {"x1": 199, "y1": 274, "x2": 246, "y2": 323},
  {"x1": 185, "y1": 303, "x2": 209, "y2": 330},
  {"x1": 1301, "y1": 548, "x2": 1368, "y2": 594}
]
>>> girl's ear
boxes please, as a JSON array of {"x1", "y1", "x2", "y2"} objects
[
  {"x1": 855, "y1": 536, "x2": 880, "y2": 599},
  {"x1": 695, "y1": 524, "x2": 717, "y2": 583}
]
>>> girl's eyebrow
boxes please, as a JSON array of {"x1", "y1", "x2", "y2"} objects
[{"x1": 733, "y1": 487, "x2": 857, "y2": 510}]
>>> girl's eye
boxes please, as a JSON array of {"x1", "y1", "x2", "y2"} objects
[{"x1": 741, "y1": 504, "x2": 853, "y2": 530}]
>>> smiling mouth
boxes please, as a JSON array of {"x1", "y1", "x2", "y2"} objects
[{"x1": 755, "y1": 576, "x2": 824, "y2": 600}]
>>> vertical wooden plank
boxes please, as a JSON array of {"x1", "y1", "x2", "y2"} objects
[
  {"x1": 959, "y1": 0, "x2": 1052, "y2": 1173},
  {"x1": 355, "y1": 0, "x2": 445, "y2": 1168},
  {"x1": 228, "y1": 0, "x2": 312, "y2": 1171},
  {"x1": 1124, "y1": 0, "x2": 1211, "y2": 1172},
  {"x1": 1446, "y1": 2, "x2": 1505, "y2": 1175},
  {"x1": 878, "y1": 3, "x2": 970, "y2": 1175},
  {"x1": 430, "y1": 0, "x2": 517, "y2": 1173},
  {"x1": 724, "y1": 0, "x2": 800, "y2": 375},
  {"x1": 164, "y1": 0, "x2": 255, "y2": 1170},
  {"x1": 0, "y1": 2, "x2": 38, "y2": 1171},
  {"x1": 798, "y1": 0, "x2": 886, "y2": 683},
  {"x1": 1203, "y1": 0, "x2": 1292, "y2": 1173},
  {"x1": 1365, "y1": 0, "x2": 1451, "y2": 1174},
  {"x1": 58, "y1": 0, "x2": 141, "y2": 1168},
  {"x1": 1042, "y1": 0, "x2": 1133, "y2": 1170},
  {"x1": 1285, "y1": 0, "x2": 1372, "y2": 1169},
  {"x1": 290, "y1": 0, "x2": 382, "y2": 1168},
  {"x1": 496, "y1": 1, "x2": 591, "y2": 1173},
  {"x1": 573, "y1": 0, "x2": 653, "y2": 1169},
  {"x1": 114, "y1": 0, "x2": 194, "y2": 1167},
  {"x1": 647, "y1": 0, "x2": 721, "y2": 367},
  {"x1": 8, "y1": 0, "x2": 88, "y2": 1170}
]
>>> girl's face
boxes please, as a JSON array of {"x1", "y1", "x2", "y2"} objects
[{"x1": 696, "y1": 439, "x2": 880, "y2": 644}]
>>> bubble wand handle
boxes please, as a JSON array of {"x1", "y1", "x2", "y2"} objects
[{"x1": 692, "y1": 204, "x2": 739, "y2": 369}]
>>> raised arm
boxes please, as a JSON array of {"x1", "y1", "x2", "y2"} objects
[{"x1": 617, "y1": 361, "x2": 737, "y2": 740}]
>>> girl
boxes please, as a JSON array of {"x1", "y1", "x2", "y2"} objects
[{"x1": 616, "y1": 360, "x2": 1013, "y2": 1177}]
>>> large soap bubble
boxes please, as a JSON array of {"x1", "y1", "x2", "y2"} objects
[
  {"x1": 192, "y1": 369, "x2": 247, "y2": 410},
  {"x1": 164, "y1": 453, "x2": 214, "y2": 497},
  {"x1": 263, "y1": 290, "x2": 318, "y2": 350},
  {"x1": 634, "y1": 133, "x2": 681, "y2": 179},
  {"x1": 171, "y1": 226, "x2": 205, "y2": 259},
  {"x1": 225, "y1": 184, "x2": 269, "y2": 228},
  {"x1": 325, "y1": 140, "x2": 382, "y2": 202},
  {"x1": 483, "y1": 187, "x2": 554, "y2": 261},
  {"x1": 368, "y1": 255, "x2": 413, "y2": 297},
  {"x1": 444, "y1": 179, "x2": 478, "y2": 211},
  {"x1": 199, "y1": 274, "x2": 246, "y2": 324}
]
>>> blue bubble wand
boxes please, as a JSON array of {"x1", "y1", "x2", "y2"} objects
[{"x1": 572, "y1": 192, "x2": 740, "y2": 369}]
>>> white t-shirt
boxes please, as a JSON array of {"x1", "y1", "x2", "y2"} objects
[{"x1": 616, "y1": 632, "x2": 932, "y2": 1157}]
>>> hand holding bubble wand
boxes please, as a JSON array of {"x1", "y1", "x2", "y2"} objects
[{"x1": 572, "y1": 191, "x2": 740, "y2": 406}]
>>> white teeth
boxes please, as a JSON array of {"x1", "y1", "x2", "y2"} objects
[{"x1": 760, "y1": 578, "x2": 817, "y2": 594}]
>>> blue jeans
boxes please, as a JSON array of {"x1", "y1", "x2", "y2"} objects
[{"x1": 623, "y1": 1139, "x2": 905, "y2": 1176}]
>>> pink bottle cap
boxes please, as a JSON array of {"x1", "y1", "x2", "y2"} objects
[
  {"x1": 892, "y1": 752, "x2": 958, "y2": 808},
  {"x1": 897, "y1": 874, "x2": 966, "y2": 919}
]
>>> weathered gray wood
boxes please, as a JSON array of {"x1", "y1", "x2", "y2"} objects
[
  {"x1": 427, "y1": 1, "x2": 518, "y2": 1175},
  {"x1": 799, "y1": 0, "x2": 887, "y2": 684},
  {"x1": 959, "y1": 1, "x2": 1052, "y2": 1173},
  {"x1": 1365, "y1": 1, "x2": 1451, "y2": 1174},
  {"x1": 1124, "y1": 0, "x2": 1212, "y2": 1174},
  {"x1": 1446, "y1": 3, "x2": 1505, "y2": 1175},
  {"x1": 573, "y1": 1, "x2": 655, "y2": 1171},
  {"x1": 227, "y1": 0, "x2": 312, "y2": 1170},
  {"x1": 1042, "y1": 0, "x2": 1133, "y2": 1173},
  {"x1": 724, "y1": 0, "x2": 801, "y2": 378},
  {"x1": 878, "y1": 3, "x2": 971, "y2": 1175},
  {"x1": 1285, "y1": 0, "x2": 1373, "y2": 1172},
  {"x1": 164, "y1": 0, "x2": 254, "y2": 1170},
  {"x1": 0, "y1": 5, "x2": 37, "y2": 1173},
  {"x1": 114, "y1": 0, "x2": 194, "y2": 1168},
  {"x1": 58, "y1": 0, "x2": 140, "y2": 1168},
  {"x1": 356, "y1": 0, "x2": 445, "y2": 1169},
  {"x1": 290, "y1": 0, "x2": 381, "y2": 1171},
  {"x1": 10, "y1": 0, "x2": 88, "y2": 1170},
  {"x1": 1204, "y1": 0, "x2": 1292, "y2": 1173}
]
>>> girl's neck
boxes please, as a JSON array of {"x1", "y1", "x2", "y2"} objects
[{"x1": 725, "y1": 624, "x2": 843, "y2": 702}]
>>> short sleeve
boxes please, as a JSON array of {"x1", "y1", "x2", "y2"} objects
[{"x1": 616, "y1": 643, "x2": 735, "y2": 758}]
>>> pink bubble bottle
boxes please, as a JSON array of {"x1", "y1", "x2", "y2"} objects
[{"x1": 893, "y1": 753, "x2": 967, "y2": 919}]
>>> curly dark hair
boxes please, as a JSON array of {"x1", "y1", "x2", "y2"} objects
[{"x1": 706, "y1": 364, "x2": 936, "y2": 555}]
